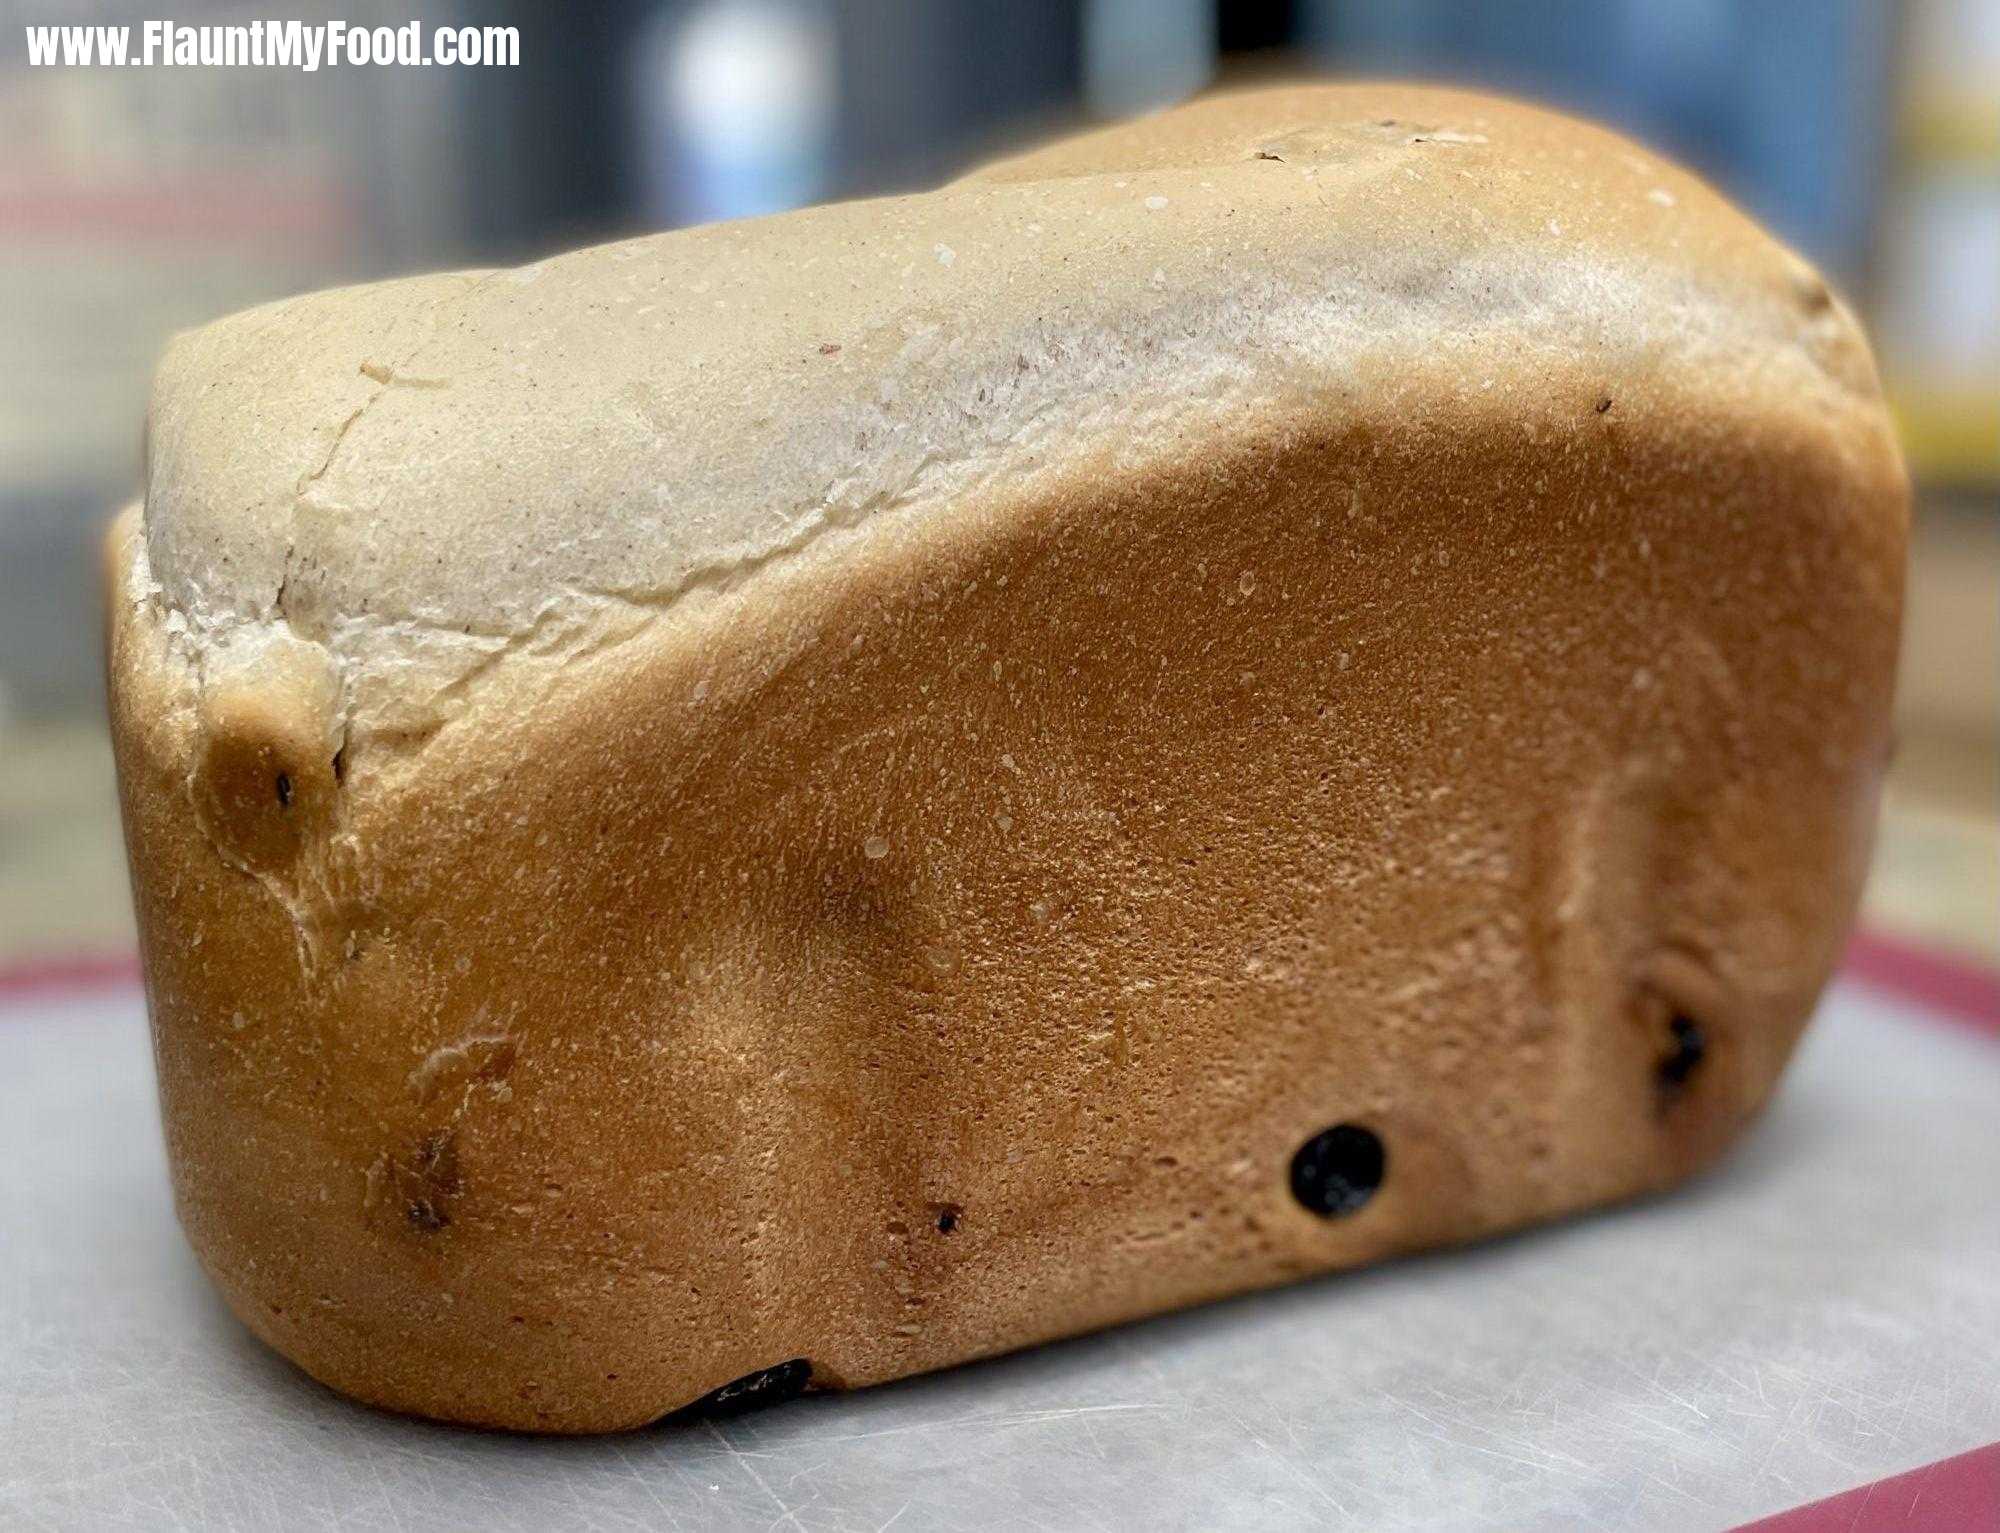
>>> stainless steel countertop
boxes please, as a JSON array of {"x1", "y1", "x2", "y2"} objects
[{"x1": 4, "y1": 982, "x2": 1997, "y2": 1531}]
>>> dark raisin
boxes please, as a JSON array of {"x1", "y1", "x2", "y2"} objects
[
  {"x1": 1289, "y1": 1124, "x2": 1386, "y2": 1218},
  {"x1": 1657, "y1": 1014, "x2": 1706, "y2": 1094},
  {"x1": 935, "y1": 1205, "x2": 960, "y2": 1235},
  {"x1": 679, "y1": 1359, "x2": 812, "y2": 1419},
  {"x1": 274, "y1": 772, "x2": 293, "y2": 807}
]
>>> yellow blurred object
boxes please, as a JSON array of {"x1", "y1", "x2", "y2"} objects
[
  {"x1": 1879, "y1": 4, "x2": 2000, "y2": 487},
  {"x1": 1899, "y1": 76, "x2": 2000, "y2": 160},
  {"x1": 1892, "y1": 391, "x2": 2000, "y2": 482}
]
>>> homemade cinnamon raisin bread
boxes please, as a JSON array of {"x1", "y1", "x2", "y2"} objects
[{"x1": 108, "y1": 83, "x2": 1906, "y2": 1432}]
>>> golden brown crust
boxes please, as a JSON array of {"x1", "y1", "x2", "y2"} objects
[{"x1": 109, "y1": 84, "x2": 1905, "y2": 1432}]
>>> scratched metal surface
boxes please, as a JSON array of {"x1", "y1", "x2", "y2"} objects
[{"x1": 4, "y1": 982, "x2": 1997, "y2": 1532}]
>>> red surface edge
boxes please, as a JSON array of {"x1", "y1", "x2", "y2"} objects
[
  {"x1": 0, "y1": 951, "x2": 142, "y2": 999},
  {"x1": 1841, "y1": 929, "x2": 2000, "y2": 1037},
  {"x1": 1734, "y1": 1440, "x2": 2000, "y2": 1532}
]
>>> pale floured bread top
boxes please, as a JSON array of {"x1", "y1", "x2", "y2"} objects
[{"x1": 136, "y1": 82, "x2": 1880, "y2": 740}]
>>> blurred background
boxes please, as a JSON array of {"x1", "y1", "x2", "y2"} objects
[{"x1": 2, "y1": 0, "x2": 1994, "y2": 972}]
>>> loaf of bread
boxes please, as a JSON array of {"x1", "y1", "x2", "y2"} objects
[{"x1": 107, "y1": 83, "x2": 1905, "y2": 1432}]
